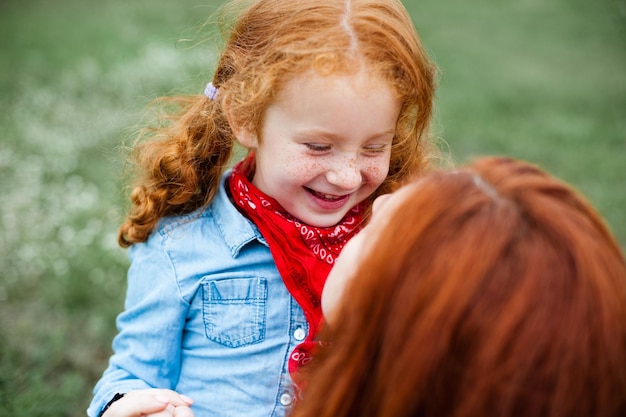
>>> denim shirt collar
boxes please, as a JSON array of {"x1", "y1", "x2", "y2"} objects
[{"x1": 211, "y1": 169, "x2": 268, "y2": 258}]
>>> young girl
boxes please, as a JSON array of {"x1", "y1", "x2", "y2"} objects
[{"x1": 88, "y1": 1, "x2": 437, "y2": 416}]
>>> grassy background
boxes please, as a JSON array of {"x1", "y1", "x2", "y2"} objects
[{"x1": 0, "y1": 0, "x2": 624, "y2": 416}]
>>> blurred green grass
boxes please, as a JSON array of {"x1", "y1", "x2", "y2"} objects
[
  {"x1": 0, "y1": 0, "x2": 624, "y2": 416},
  {"x1": 411, "y1": 0, "x2": 626, "y2": 241}
]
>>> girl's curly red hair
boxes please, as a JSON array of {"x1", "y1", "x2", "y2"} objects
[{"x1": 118, "y1": 0, "x2": 438, "y2": 247}]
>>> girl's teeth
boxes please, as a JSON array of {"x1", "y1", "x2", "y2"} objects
[
  {"x1": 306, "y1": 187, "x2": 348, "y2": 201},
  {"x1": 316, "y1": 191, "x2": 340, "y2": 200}
]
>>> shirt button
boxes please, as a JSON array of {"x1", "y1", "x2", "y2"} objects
[
  {"x1": 294, "y1": 327, "x2": 306, "y2": 341},
  {"x1": 279, "y1": 392, "x2": 293, "y2": 406}
]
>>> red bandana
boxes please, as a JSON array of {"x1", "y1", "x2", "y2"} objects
[{"x1": 229, "y1": 156, "x2": 365, "y2": 374}]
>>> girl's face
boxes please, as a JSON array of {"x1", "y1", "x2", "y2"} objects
[
  {"x1": 321, "y1": 184, "x2": 416, "y2": 323},
  {"x1": 236, "y1": 69, "x2": 401, "y2": 227}
]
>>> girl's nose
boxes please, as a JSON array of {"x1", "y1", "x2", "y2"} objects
[{"x1": 325, "y1": 156, "x2": 363, "y2": 190}]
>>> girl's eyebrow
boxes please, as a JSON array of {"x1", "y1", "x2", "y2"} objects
[{"x1": 295, "y1": 128, "x2": 396, "y2": 141}]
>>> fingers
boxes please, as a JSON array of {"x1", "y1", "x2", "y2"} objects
[
  {"x1": 145, "y1": 389, "x2": 194, "y2": 408},
  {"x1": 144, "y1": 403, "x2": 194, "y2": 417},
  {"x1": 104, "y1": 393, "x2": 169, "y2": 417},
  {"x1": 139, "y1": 402, "x2": 177, "y2": 417},
  {"x1": 103, "y1": 389, "x2": 194, "y2": 417},
  {"x1": 173, "y1": 405, "x2": 195, "y2": 417}
]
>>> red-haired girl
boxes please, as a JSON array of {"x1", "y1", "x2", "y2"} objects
[{"x1": 89, "y1": 1, "x2": 437, "y2": 416}]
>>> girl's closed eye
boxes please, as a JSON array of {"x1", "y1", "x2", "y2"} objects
[
  {"x1": 305, "y1": 143, "x2": 332, "y2": 152},
  {"x1": 362, "y1": 144, "x2": 391, "y2": 156}
]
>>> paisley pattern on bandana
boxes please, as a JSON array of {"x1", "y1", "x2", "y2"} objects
[{"x1": 229, "y1": 156, "x2": 365, "y2": 375}]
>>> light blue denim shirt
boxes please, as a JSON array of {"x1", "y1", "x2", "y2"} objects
[{"x1": 88, "y1": 171, "x2": 309, "y2": 417}]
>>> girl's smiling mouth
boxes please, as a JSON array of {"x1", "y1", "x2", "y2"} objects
[
  {"x1": 305, "y1": 187, "x2": 352, "y2": 210},
  {"x1": 305, "y1": 187, "x2": 350, "y2": 201}
]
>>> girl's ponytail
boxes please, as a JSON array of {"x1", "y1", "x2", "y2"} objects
[{"x1": 118, "y1": 94, "x2": 234, "y2": 247}]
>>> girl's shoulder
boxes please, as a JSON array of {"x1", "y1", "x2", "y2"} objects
[
  {"x1": 131, "y1": 203, "x2": 227, "y2": 267},
  {"x1": 152, "y1": 172, "x2": 232, "y2": 241},
  {"x1": 136, "y1": 171, "x2": 263, "y2": 258},
  {"x1": 154, "y1": 206, "x2": 214, "y2": 238},
  {"x1": 149, "y1": 184, "x2": 260, "y2": 252}
]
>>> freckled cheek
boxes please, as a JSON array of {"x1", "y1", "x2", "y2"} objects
[
  {"x1": 283, "y1": 161, "x2": 325, "y2": 184},
  {"x1": 362, "y1": 159, "x2": 391, "y2": 185}
]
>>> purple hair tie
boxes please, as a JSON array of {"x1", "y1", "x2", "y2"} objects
[{"x1": 204, "y1": 82, "x2": 219, "y2": 100}]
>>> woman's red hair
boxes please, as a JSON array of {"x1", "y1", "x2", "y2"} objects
[{"x1": 291, "y1": 157, "x2": 626, "y2": 417}]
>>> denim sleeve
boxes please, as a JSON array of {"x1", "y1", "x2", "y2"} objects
[{"x1": 88, "y1": 232, "x2": 189, "y2": 417}]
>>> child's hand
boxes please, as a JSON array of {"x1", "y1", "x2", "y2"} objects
[{"x1": 102, "y1": 389, "x2": 194, "y2": 417}]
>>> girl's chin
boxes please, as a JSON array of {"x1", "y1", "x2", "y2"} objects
[{"x1": 296, "y1": 210, "x2": 350, "y2": 228}]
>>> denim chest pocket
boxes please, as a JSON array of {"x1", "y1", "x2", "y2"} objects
[{"x1": 201, "y1": 277, "x2": 267, "y2": 348}]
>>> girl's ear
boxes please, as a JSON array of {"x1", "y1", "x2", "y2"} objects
[
  {"x1": 223, "y1": 101, "x2": 258, "y2": 149},
  {"x1": 232, "y1": 126, "x2": 258, "y2": 149}
]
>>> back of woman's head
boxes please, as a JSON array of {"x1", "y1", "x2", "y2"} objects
[
  {"x1": 293, "y1": 157, "x2": 626, "y2": 417},
  {"x1": 216, "y1": 0, "x2": 437, "y2": 193}
]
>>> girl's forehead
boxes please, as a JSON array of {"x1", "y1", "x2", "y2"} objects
[{"x1": 281, "y1": 68, "x2": 393, "y2": 97}]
